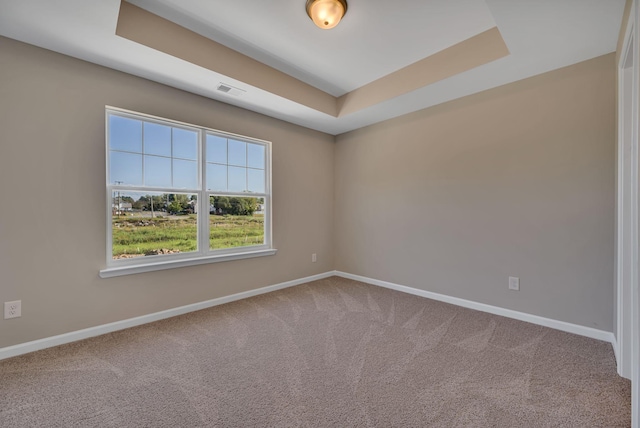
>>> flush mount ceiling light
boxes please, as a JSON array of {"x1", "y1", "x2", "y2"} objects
[{"x1": 305, "y1": 0, "x2": 348, "y2": 30}]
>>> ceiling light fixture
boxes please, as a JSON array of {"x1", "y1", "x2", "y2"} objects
[{"x1": 305, "y1": 0, "x2": 348, "y2": 30}]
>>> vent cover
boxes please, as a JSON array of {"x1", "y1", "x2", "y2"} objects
[{"x1": 216, "y1": 83, "x2": 246, "y2": 97}]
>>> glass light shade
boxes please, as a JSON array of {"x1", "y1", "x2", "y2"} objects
[{"x1": 306, "y1": 0, "x2": 347, "y2": 30}]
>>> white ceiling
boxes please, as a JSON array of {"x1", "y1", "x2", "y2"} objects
[
  {"x1": 0, "y1": 0, "x2": 627, "y2": 135},
  {"x1": 129, "y1": 0, "x2": 498, "y2": 96}
]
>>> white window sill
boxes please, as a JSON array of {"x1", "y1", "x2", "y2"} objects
[{"x1": 99, "y1": 248, "x2": 278, "y2": 278}]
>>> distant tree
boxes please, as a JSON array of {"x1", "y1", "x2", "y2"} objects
[
  {"x1": 229, "y1": 197, "x2": 258, "y2": 215},
  {"x1": 120, "y1": 196, "x2": 135, "y2": 203},
  {"x1": 174, "y1": 194, "x2": 189, "y2": 205},
  {"x1": 151, "y1": 195, "x2": 166, "y2": 211},
  {"x1": 245, "y1": 198, "x2": 258, "y2": 215},
  {"x1": 133, "y1": 196, "x2": 148, "y2": 210},
  {"x1": 209, "y1": 196, "x2": 258, "y2": 215},
  {"x1": 212, "y1": 196, "x2": 231, "y2": 214},
  {"x1": 168, "y1": 201, "x2": 183, "y2": 215}
]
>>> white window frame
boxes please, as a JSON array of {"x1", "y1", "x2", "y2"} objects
[{"x1": 100, "y1": 107, "x2": 275, "y2": 278}]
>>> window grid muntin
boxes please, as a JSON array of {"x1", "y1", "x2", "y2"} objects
[
  {"x1": 205, "y1": 132, "x2": 266, "y2": 194},
  {"x1": 108, "y1": 111, "x2": 201, "y2": 190}
]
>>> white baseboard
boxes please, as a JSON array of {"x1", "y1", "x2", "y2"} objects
[
  {"x1": 335, "y1": 271, "x2": 616, "y2": 345},
  {"x1": 0, "y1": 271, "x2": 335, "y2": 361},
  {"x1": 611, "y1": 335, "x2": 620, "y2": 370},
  {"x1": 0, "y1": 270, "x2": 617, "y2": 361}
]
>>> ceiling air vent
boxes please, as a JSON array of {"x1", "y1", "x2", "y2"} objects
[{"x1": 216, "y1": 83, "x2": 246, "y2": 97}]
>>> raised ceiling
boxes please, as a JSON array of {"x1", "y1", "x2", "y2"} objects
[
  {"x1": 130, "y1": 0, "x2": 499, "y2": 96},
  {"x1": 0, "y1": 0, "x2": 627, "y2": 135}
]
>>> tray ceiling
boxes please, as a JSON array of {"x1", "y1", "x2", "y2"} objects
[{"x1": 0, "y1": 0, "x2": 626, "y2": 135}]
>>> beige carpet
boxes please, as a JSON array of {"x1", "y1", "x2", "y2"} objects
[{"x1": 0, "y1": 276, "x2": 631, "y2": 427}]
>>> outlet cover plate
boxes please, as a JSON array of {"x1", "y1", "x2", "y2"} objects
[
  {"x1": 508, "y1": 277, "x2": 520, "y2": 291},
  {"x1": 4, "y1": 300, "x2": 22, "y2": 319}
]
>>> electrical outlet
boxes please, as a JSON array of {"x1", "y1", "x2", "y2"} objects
[
  {"x1": 312, "y1": 253, "x2": 317, "y2": 263},
  {"x1": 508, "y1": 277, "x2": 520, "y2": 291},
  {"x1": 4, "y1": 300, "x2": 21, "y2": 319}
]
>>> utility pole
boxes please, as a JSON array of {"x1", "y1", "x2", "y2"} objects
[{"x1": 115, "y1": 181, "x2": 123, "y2": 217}]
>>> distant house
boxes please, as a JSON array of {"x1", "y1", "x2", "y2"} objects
[{"x1": 112, "y1": 202, "x2": 132, "y2": 213}]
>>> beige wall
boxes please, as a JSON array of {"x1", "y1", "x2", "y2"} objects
[
  {"x1": 0, "y1": 35, "x2": 619, "y2": 349},
  {"x1": 0, "y1": 37, "x2": 334, "y2": 348},
  {"x1": 334, "y1": 54, "x2": 616, "y2": 330}
]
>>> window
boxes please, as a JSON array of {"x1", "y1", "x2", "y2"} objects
[{"x1": 101, "y1": 108, "x2": 274, "y2": 277}]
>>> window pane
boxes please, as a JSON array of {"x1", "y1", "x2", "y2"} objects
[
  {"x1": 207, "y1": 163, "x2": 227, "y2": 191},
  {"x1": 173, "y1": 128, "x2": 198, "y2": 160},
  {"x1": 107, "y1": 109, "x2": 273, "y2": 266},
  {"x1": 109, "y1": 115, "x2": 142, "y2": 153},
  {"x1": 144, "y1": 155, "x2": 171, "y2": 187},
  {"x1": 247, "y1": 169, "x2": 265, "y2": 193},
  {"x1": 110, "y1": 151, "x2": 142, "y2": 185},
  {"x1": 228, "y1": 139, "x2": 246, "y2": 166},
  {"x1": 112, "y1": 191, "x2": 198, "y2": 259},
  {"x1": 206, "y1": 134, "x2": 227, "y2": 164},
  {"x1": 247, "y1": 143, "x2": 265, "y2": 169},
  {"x1": 209, "y1": 196, "x2": 265, "y2": 250},
  {"x1": 173, "y1": 159, "x2": 197, "y2": 189},
  {"x1": 143, "y1": 122, "x2": 171, "y2": 157},
  {"x1": 228, "y1": 166, "x2": 246, "y2": 192}
]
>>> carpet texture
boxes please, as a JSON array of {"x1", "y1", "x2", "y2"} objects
[{"x1": 0, "y1": 276, "x2": 631, "y2": 427}]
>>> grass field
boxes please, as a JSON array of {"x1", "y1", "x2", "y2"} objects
[{"x1": 112, "y1": 213, "x2": 264, "y2": 258}]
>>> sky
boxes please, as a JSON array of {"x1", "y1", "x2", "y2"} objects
[{"x1": 109, "y1": 114, "x2": 265, "y2": 194}]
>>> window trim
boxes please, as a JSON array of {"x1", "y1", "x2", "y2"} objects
[
  {"x1": 99, "y1": 249, "x2": 277, "y2": 278},
  {"x1": 100, "y1": 106, "x2": 275, "y2": 278}
]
